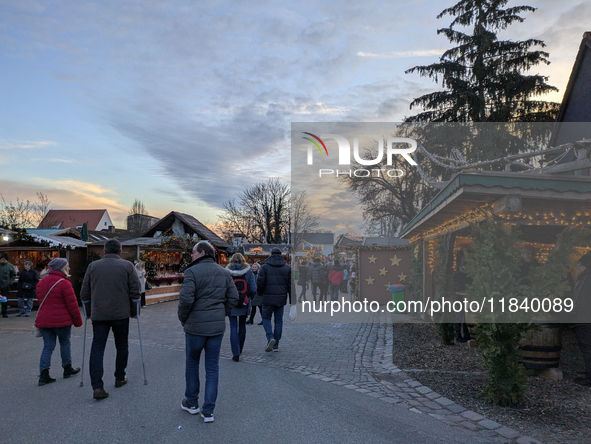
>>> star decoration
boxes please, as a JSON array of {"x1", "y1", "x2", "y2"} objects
[
  {"x1": 384, "y1": 282, "x2": 392, "y2": 289},
  {"x1": 390, "y1": 255, "x2": 402, "y2": 266},
  {"x1": 379, "y1": 267, "x2": 388, "y2": 276},
  {"x1": 397, "y1": 272, "x2": 407, "y2": 282},
  {"x1": 368, "y1": 255, "x2": 377, "y2": 264},
  {"x1": 365, "y1": 276, "x2": 375, "y2": 285}
]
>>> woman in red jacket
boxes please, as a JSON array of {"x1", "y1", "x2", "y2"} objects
[{"x1": 36, "y1": 258, "x2": 83, "y2": 386}]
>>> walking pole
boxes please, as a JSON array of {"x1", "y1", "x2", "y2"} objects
[
  {"x1": 134, "y1": 299, "x2": 148, "y2": 385},
  {"x1": 80, "y1": 301, "x2": 88, "y2": 387}
]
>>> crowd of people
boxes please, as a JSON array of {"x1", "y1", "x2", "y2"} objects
[
  {"x1": 2, "y1": 241, "x2": 590, "y2": 423},
  {"x1": 296, "y1": 258, "x2": 357, "y2": 303}
]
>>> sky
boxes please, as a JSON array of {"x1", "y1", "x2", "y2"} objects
[{"x1": 0, "y1": 0, "x2": 589, "y2": 233}]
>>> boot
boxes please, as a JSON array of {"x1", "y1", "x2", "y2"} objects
[
  {"x1": 39, "y1": 369, "x2": 56, "y2": 386},
  {"x1": 63, "y1": 364, "x2": 81, "y2": 378}
]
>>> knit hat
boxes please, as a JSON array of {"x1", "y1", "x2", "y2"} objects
[
  {"x1": 0, "y1": 253, "x2": 7, "y2": 261},
  {"x1": 48, "y1": 258, "x2": 68, "y2": 271},
  {"x1": 271, "y1": 247, "x2": 282, "y2": 255},
  {"x1": 578, "y1": 252, "x2": 591, "y2": 268}
]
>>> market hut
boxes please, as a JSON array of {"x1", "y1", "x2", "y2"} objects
[
  {"x1": 0, "y1": 229, "x2": 88, "y2": 303},
  {"x1": 88, "y1": 211, "x2": 228, "y2": 305}
]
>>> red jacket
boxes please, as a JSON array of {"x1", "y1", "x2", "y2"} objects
[{"x1": 35, "y1": 271, "x2": 83, "y2": 328}]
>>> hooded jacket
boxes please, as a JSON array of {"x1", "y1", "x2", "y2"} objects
[
  {"x1": 178, "y1": 256, "x2": 238, "y2": 336},
  {"x1": 226, "y1": 263, "x2": 257, "y2": 317},
  {"x1": 256, "y1": 253, "x2": 291, "y2": 306},
  {"x1": 328, "y1": 264, "x2": 344, "y2": 285}
]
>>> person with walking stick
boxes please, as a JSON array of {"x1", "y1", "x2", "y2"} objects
[{"x1": 81, "y1": 239, "x2": 141, "y2": 400}]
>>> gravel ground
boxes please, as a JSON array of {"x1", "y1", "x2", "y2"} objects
[{"x1": 392, "y1": 323, "x2": 591, "y2": 444}]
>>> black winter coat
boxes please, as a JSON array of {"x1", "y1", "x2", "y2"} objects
[
  {"x1": 178, "y1": 256, "x2": 238, "y2": 336},
  {"x1": 17, "y1": 268, "x2": 39, "y2": 299},
  {"x1": 257, "y1": 254, "x2": 291, "y2": 306},
  {"x1": 309, "y1": 262, "x2": 324, "y2": 284}
]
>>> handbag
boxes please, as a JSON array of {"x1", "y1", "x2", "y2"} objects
[
  {"x1": 22, "y1": 283, "x2": 33, "y2": 290},
  {"x1": 145, "y1": 281, "x2": 152, "y2": 291},
  {"x1": 34, "y1": 279, "x2": 64, "y2": 338}
]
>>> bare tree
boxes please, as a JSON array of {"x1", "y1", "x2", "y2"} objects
[
  {"x1": 127, "y1": 199, "x2": 153, "y2": 236},
  {"x1": 219, "y1": 178, "x2": 290, "y2": 244},
  {"x1": 289, "y1": 191, "x2": 320, "y2": 249},
  {"x1": 1, "y1": 193, "x2": 52, "y2": 229}
]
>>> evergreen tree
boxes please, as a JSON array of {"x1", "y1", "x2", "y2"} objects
[{"x1": 405, "y1": 0, "x2": 559, "y2": 122}]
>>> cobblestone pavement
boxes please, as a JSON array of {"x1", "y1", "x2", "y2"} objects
[{"x1": 136, "y1": 299, "x2": 542, "y2": 444}]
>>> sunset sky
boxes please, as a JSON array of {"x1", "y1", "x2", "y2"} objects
[{"x1": 0, "y1": 0, "x2": 588, "y2": 233}]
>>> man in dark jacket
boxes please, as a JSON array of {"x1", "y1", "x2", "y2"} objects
[
  {"x1": 297, "y1": 261, "x2": 309, "y2": 302},
  {"x1": 81, "y1": 239, "x2": 141, "y2": 400},
  {"x1": 257, "y1": 248, "x2": 291, "y2": 352},
  {"x1": 309, "y1": 258, "x2": 323, "y2": 303},
  {"x1": 178, "y1": 241, "x2": 238, "y2": 423},
  {"x1": 0, "y1": 254, "x2": 16, "y2": 318}
]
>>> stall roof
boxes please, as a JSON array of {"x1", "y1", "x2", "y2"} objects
[
  {"x1": 141, "y1": 211, "x2": 228, "y2": 249},
  {"x1": 30, "y1": 234, "x2": 88, "y2": 249},
  {"x1": 242, "y1": 244, "x2": 291, "y2": 256},
  {"x1": 400, "y1": 171, "x2": 591, "y2": 240},
  {"x1": 297, "y1": 233, "x2": 334, "y2": 245},
  {"x1": 362, "y1": 237, "x2": 409, "y2": 247},
  {"x1": 335, "y1": 235, "x2": 363, "y2": 248},
  {"x1": 27, "y1": 228, "x2": 81, "y2": 238}
]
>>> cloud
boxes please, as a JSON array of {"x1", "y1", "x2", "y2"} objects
[
  {"x1": 34, "y1": 179, "x2": 116, "y2": 196},
  {"x1": 0, "y1": 178, "x2": 128, "y2": 223},
  {"x1": 0, "y1": 140, "x2": 57, "y2": 150},
  {"x1": 357, "y1": 49, "x2": 444, "y2": 58}
]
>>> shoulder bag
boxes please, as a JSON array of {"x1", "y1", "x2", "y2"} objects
[{"x1": 34, "y1": 279, "x2": 64, "y2": 338}]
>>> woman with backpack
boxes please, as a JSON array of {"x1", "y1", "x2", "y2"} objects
[{"x1": 226, "y1": 254, "x2": 257, "y2": 362}]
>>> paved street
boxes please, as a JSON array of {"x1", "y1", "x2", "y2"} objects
[{"x1": 0, "y1": 300, "x2": 536, "y2": 444}]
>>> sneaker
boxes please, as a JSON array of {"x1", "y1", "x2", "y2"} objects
[
  {"x1": 232, "y1": 356, "x2": 240, "y2": 362},
  {"x1": 16, "y1": 313, "x2": 23, "y2": 317},
  {"x1": 93, "y1": 388, "x2": 109, "y2": 400},
  {"x1": 200, "y1": 412, "x2": 214, "y2": 423},
  {"x1": 24, "y1": 314, "x2": 30, "y2": 317},
  {"x1": 115, "y1": 378, "x2": 128, "y2": 388},
  {"x1": 273, "y1": 346, "x2": 279, "y2": 352},
  {"x1": 265, "y1": 339, "x2": 276, "y2": 352},
  {"x1": 181, "y1": 398, "x2": 200, "y2": 414}
]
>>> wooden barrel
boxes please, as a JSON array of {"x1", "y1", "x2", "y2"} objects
[{"x1": 518, "y1": 324, "x2": 562, "y2": 370}]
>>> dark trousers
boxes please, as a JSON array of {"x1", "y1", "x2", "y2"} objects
[
  {"x1": 575, "y1": 324, "x2": 591, "y2": 378},
  {"x1": 89, "y1": 318, "x2": 129, "y2": 390},
  {"x1": 229, "y1": 315, "x2": 247, "y2": 357},
  {"x1": 311, "y1": 283, "x2": 320, "y2": 302},
  {"x1": 1, "y1": 288, "x2": 8, "y2": 317},
  {"x1": 248, "y1": 305, "x2": 262, "y2": 323}
]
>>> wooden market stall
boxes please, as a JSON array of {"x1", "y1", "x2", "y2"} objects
[
  {"x1": 88, "y1": 211, "x2": 228, "y2": 305},
  {"x1": 0, "y1": 229, "x2": 88, "y2": 305}
]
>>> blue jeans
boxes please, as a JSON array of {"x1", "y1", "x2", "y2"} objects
[
  {"x1": 89, "y1": 319, "x2": 129, "y2": 390},
  {"x1": 18, "y1": 297, "x2": 34, "y2": 315},
  {"x1": 329, "y1": 283, "x2": 340, "y2": 301},
  {"x1": 40, "y1": 326, "x2": 72, "y2": 373},
  {"x1": 185, "y1": 333, "x2": 223, "y2": 415},
  {"x1": 229, "y1": 315, "x2": 246, "y2": 357},
  {"x1": 262, "y1": 305, "x2": 284, "y2": 347}
]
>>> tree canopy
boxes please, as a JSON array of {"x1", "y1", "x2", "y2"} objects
[{"x1": 405, "y1": 0, "x2": 559, "y2": 123}]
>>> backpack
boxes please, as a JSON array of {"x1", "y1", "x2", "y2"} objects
[{"x1": 233, "y1": 277, "x2": 249, "y2": 308}]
